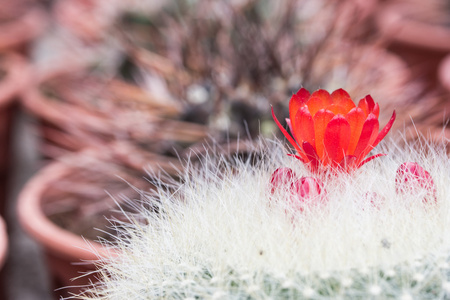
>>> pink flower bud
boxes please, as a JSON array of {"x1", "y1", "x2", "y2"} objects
[
  {"x1": 293, "y1": 177, "x2": 322, "y2": 199},
  {"x1": 290, "y1": 176, "x2": 323, "y2": 211},
  {"x1": 270, "y1": 167, "x2": 295, "y2": 194},
  {"x1": 395, "y1": 162, "x2": 437, "y2": 203}
]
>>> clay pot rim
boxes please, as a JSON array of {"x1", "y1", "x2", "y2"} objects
[
  {"x1": 17, "y1": 157, "x2": 114, "y2": 262},
  {"x1": 16, "y1": 139, "x2": 259, "y2": 262},
  {"x1": 375, "y1": 3, "x2": 450, "y2": 51},
  {"x1": 0, "y1": 216, "x2": 8, "y2": 268}
]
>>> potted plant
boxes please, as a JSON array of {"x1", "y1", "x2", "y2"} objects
[
  {"x1": 16, "y1": 144, "x2": 186, "y2": 298},
  {"x1": 80, "y1": 87, "x2": 450, "y2": 299}
]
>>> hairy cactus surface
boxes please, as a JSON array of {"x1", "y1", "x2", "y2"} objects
[{"x1": 77, "y1": 136, "x2": 450, "y2": 300}]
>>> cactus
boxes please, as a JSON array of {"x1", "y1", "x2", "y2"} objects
[{"x1": 77, "y1": 135, "x2": 450, "y2": 300}]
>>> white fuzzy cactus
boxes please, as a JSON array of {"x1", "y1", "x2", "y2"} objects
[{"x1": 77, "y1": 132, "x2": 450, "y2": 300}]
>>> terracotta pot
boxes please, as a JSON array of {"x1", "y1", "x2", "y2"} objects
[
  {"x1": 16, "y1": 142, "x2": 187, "y2": 298},
  {"x1": 17, "y1": 151, "x2": 123, "y2": 299},
  {"x1": 0, "y1": 53, "x2": 31, "y2": 214},
  {"x1": 375, "y1": 2, "x2": 450, "y2": 90}
]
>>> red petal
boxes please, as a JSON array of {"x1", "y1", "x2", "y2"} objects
[
  {"x1": 302, "y1": 141, "x2": 320, "y2": 172},
  {"x1": 294, "y1": 107, "x2": 315, "y2": 147},
  {"x1": 296, "y1": 87, "x2": 311, "y2": 99},
  {"x1": 325, "y1": 104, "x2": 350, "y2": 115},
  {"x1": 357, "y1": 97, "x2": 369, "y2": 116},
  {"x1": 330, "y1": 89, "x2": 355, "y2": 113},
  {"x1": 271, "y1": 107, "x2": 307, "y2": 161},
  {"x1": 324, "y1": 115, "x2": 351, "y2": 165},
  {"x1": 306, "y1": 89, "x2": 332, "y2": 116},
  {"x1": 357, "y1": 153, "x2": 386, "y2": 169},
  {"x1": 345, "y1": 107, "x2": 366, "y2": 155},
  {"x1": 364, "y1": 95, "x2": 375, "y2": 112},
  {"x1": 371, "y1": 110, "x2": 396, "y2": 148},
  {"x1": 353, "y1": 113, "x2": 379, "y2": 161},
  {"x1": 313, "y1": 109, "x2": 335, "y2": 159},
  {"x1": 372, "y1": 103, "x2": 380, "y2": 118},
  {"x1": 289, "y1": 88, "x2": 310, "y2": 122}
]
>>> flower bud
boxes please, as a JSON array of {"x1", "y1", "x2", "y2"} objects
[
  {"x1": 293, "y1": 177, "x2": 322, "y2": 199},
  {"x1": 270, "y1": 167, "x2": 294, "y2": 194},
  {"x1": 395, "y1": 162, "x2": 437, "y2": 203},
  {"x1": 291, "y1": 177, "x2": 323, "y2": 211}
]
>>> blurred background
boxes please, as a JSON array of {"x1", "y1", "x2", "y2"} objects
[{"x1": 0, "y1": 0, "x2": 449, "y2": 299}]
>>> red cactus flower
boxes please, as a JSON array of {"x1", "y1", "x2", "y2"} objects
[
  {"x1": 272, "y1": 88, "x2": 396, "y2": 173},
  {"x1": 395, "y1": 162, "x2": 437, "y2": 203}
]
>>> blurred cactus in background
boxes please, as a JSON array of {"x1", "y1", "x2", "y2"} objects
[{"x1": 28, "y1": 0, "x2": 419, "y2": 158}]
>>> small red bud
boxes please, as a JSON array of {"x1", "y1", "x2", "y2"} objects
[
  {"x1": 291, "y1": 176, "x2": 323, "y2": 211},
  {"x1": 270, "y1": 167, "x2": 295, "y2": 194},
  {"x1": 293, "y1": 177, "x2": 322, "y2": 199},
  {"x1": 395, "y1": 162, "x2": 437, "y2": 203}
]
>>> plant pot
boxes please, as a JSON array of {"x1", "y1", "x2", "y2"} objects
[
  {"x1": 0, "y1": 53, "x2": 31, "y2": 215},
  {"x1": 16, "y1": 148, "x2": 159, "y2": 298},
  {"x1": 375, "y1": 2, "x2": 450, "y2": 90}
]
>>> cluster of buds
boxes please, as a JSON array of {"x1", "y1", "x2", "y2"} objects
[{"x1": 271, "y1": 88, "x2": 437, "y2": 210}]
